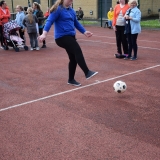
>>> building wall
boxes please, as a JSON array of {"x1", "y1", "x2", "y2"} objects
[
  {"x1": 6, "y1": 0, "x2": 28, "y2": 13},
  {"x1": 73, "y1": 0, "x2": 98, "y2": 19},
  {"x1": 140, "y1": 0, "x2": 160, "y2": 17}
]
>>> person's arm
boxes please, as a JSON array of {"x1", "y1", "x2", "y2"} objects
[
  {"x1": 79, "y1": 10, "x2": 83, "y2": 17},
  {"x1": 22, "y1": 17, "x2": 26, "y2": 27},
  {"x1": 74, "y1": 16, "x2": 86, "y2": 34},
  {"x1": 108, "y1": 12, "x2": 111, "y2": 20},
  {"x1": 0, "y1": 10, "x2": 3, "y2": 19},
  {"x1": 38, "y1": 7, "x2": 61, "y2": 42},
  {"x1": 130, "y1": 9, "x2": 141, "y2": 22},
  {"x1": 37, "y1": 11, "x2": 45, "y2": 20},
  {"x1": 34, "y1": 15, "x2": 38, "y2": 23},
  {"x1": 43, "y1": 7, "x2": 61, "y2": 32},
  {"x1": 73, "y1": 11, "x2": 93, "y2": 37},
  {"x1": 3, "y1": 9, "x2": 10, "y2": 19},
  {"x1": 112, "y1": 5, "x2": 118, "y2": 26},
  {"x1": 20, "y1": 14, "x2": 26, "y2": 29}
]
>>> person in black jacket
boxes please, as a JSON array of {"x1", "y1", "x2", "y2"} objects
[
  {"x1": 77, "y1": 7, "x2": 84, "y2": 20},
  {"x1": 32, "y1": 2, "x2": 46, "y2": 48}
]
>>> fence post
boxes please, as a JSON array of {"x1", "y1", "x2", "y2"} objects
[
  {"x1": 11, "y1": 0, "x2": 14, "y2": 13},
  {"x1": 100, "y1": 0, "x2": 103, "y2": 27}
]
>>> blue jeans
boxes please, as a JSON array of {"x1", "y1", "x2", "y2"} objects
[
  {"x1": 108, "y1": 20, "x2": 112, "y2": 27},
  {"x1": 28, "y1": 33, "x2": 38, "y2": 48}
]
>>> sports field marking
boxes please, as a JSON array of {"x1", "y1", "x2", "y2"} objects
[
  {"x1": 46, "y1": 35, "x2": 160, "y2": 44},
  {"x1": 0, "y1": 65, "x2": 159, "y2": 112},
  {"x1": 78, "y1": 39, "x2": 160, "y2": 51},
  {"x1": 46, "y1": 36, "x2": 160, "y2": 51},
  {"x1": 76, "y1": 33, "x2": 160, "y2": 43}
]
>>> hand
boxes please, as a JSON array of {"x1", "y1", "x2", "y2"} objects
[
  {"x1": 21, "y1": 29, "x2": 25, "y2": 32},
  {"x1": 84, "y1": 31, "x2": 93, "y2": 38},
  {"x1": 125, "y1": 15, "x2": 129, "y2": 19},
  {"x1": 129, "y1": 17, "x2": 133, "y2": 20},
  {"x1": 113, "y1": 26, "x2": 117, "y2": 31},
  {"x1": 38, "y1": 34, "x2": 46, "y2": 43}
]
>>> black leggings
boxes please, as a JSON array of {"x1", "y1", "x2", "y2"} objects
[
  {"x1": 0, "y1": 25, "x2": 4, "y2": 46},
  {"x1": 56, "y1": 36, "x2": 89, "y2": 81},
  {"x1": 127, "y1": 33, "x2": 138, "y2": 58},
  {"x1": 115, "y1": 25, "x2": 128, "y2": 54},
  {"x1": 39, "y1": 28, "x2": 45, "y2": 45},
  {"x1": 19, "y1": 27, "x2": 25, "y2": 40}
]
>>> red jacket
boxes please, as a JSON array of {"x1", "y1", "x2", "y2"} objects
[{"x1": 0, "y1": 6, "x2": 10, "y2": 25}]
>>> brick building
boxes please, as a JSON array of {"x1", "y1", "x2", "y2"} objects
[{"x1": 6, "y1": 0, "x2": 160, "y2": 19}]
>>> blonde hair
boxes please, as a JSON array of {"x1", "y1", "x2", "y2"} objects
[
  {"x1": 16, "y1": 5, "x2": 23, "y2": 11},
  {"x1": 50, "y1": 0, "x2": 63, "y2": 12},
  {"x1": 27, "y1": 7, "x2": 34, "y2": 24},
  {"x1": 128, "y1": 0, "x2": 138, "y2": 6}
]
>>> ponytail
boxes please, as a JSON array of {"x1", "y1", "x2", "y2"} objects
[
  {"x1": 50, "y1": 0, "x2": 63, "y2": 12},
  {"x1": 27, "y1": 7, "x2": 34, "y2": 24}
]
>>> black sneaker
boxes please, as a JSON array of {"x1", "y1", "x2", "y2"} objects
[
  {"x1": 130, "y1": 57, "x2": 137, "y2": 61},
  {"x1": 41, "y1": 44, "x2": 46, "y2": 48},
  {"x1": 86, "y1": 70, "x2": 98, "y2": 80},
  {"x1": 124, "y1": 56, "x2": 131, "y2": 60},
  {"x1": 68, "y1": 79, "x2": 81, "y2": 86}
]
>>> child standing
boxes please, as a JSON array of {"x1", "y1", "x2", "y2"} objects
[
  {"x1": 107, "y1": 7, "x2": 114, "y2": 29},
  {"x1": 23, "y1": 7, "x2": 39, "y2": 51}
]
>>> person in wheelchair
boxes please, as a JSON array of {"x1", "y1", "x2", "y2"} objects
[{"x1": 76, "y1": 7, "x2": 84, "y2": 20}]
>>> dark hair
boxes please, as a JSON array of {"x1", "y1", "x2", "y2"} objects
[
  {"x1": 0, "y1": 1, "x2": 5, "y2": 6},
  {"x1": 79, "y1": 7, "x2": 81, "y2": 9},
  {"x1": 33, "y1": 2, "x2": 41, "y2": 11},
  {"x1": 117, "y1": 0, "x2": 128, "y2": 4},
  {"x1": 125, "y1": 0, "x2": 128, "y2": 4},
  {"x1": 24, "y1": 7, "x2": 28, "y2": 11}
]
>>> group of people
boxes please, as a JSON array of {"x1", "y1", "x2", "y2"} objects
[
  {"x1": 0, "y1": 0, "x2": 141, "y2": 87},
  {"x1": 0, "y1": 1, "x2": 49, "y2": 50},
  {"x1": 108, "y1": 0, "x2": 141, "y2": 60}
]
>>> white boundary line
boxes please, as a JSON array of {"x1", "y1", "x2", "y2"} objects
[
  {"x1": 47, "y1": 39, "x2": 160, "y2": 51},
  {"x1": 48, "y1": 34, "x2": 160, "y2": 43},
  {"x1": 76, "y1": 33, "x2": 160, "y2": 43},
  {"x1": 0, "y1": 65, "x2": 160, "y2": 112},
  {"x1": 77, "y1": 39, "x2": 160, "y2": 51}
]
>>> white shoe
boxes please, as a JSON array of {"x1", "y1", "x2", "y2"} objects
[
  {"x1": 30, "y1": 47, "x2": 33, "y2": 51},
  {"x1": 36, "y1": 47, "x2": 40, "y2": 51}
]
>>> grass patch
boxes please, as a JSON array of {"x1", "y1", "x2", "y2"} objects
[
  {"x1": 141, "y1": 19, "x2": 160, "y2": 28},
  {"x1": 79, "y1": 19, "x2": 160, "y2": 29},
  {"x1": 79, "y1": 20, "x2": 99, "y2": 25}
]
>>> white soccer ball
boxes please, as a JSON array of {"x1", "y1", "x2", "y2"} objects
[{"x1": 113, "y1": 81, "x2": 127, "y2": 93}]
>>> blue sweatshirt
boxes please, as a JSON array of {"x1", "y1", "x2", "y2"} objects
[
  {"x1": 44, "y1": 6, "x2": 86, "y2": 39},
  {"x1": 15, "y1": 11, "x2": 25, "y2": 29}
]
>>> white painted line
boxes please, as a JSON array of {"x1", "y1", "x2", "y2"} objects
[
  {"x1": 76, "y1": 33, "x2": 160, "y2": 43},
  {"x1": 78, "y1": 39, "x2": 160, "y2": 51},
  {"x1": 0, "y1": 64, "x2": 159, "y2": 112}
]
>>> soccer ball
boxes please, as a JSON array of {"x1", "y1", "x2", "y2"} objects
[{"x1": 113, "y1": 81, "x2": 127, "y2": 93}]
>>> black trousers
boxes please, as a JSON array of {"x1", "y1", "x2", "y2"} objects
[
  {"x1": 115, "y1": 25, "x2": 128, "y2": 54},
  {"x1": 39, "y1": 28, "x2": 45, "y2": 45},
  {"x1": 0, "y1": 25, "x2": 4, "y2": 46},
  {"x1": 19, "y1": 27, "x2": 24, "y2": 39},
  {"x1": 127, "y1": 33, "x2": 138, "y2": 58},
  {"x1": 55, "y1": 36, "x2": 89, "y2": 81}
]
